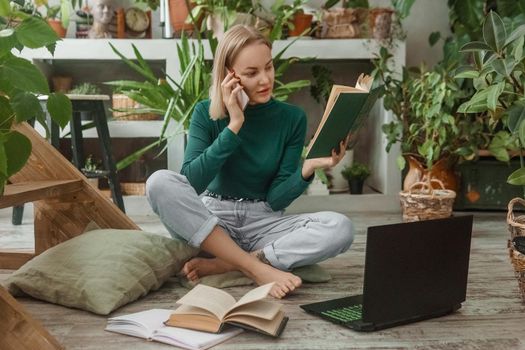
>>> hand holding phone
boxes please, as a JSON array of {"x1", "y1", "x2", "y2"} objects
[{"x1": 229, "y1": 70, "x2": 249, "y2": 110}]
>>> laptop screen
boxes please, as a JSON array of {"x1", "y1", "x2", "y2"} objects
[{"x1": 361, "y1": 215, "x2": 473, "y2": 324}]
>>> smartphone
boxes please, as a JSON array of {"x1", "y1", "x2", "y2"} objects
[
  {"x1": 230, "y1": 69, "x2": 249, "y2": 110},
  {"x1": 236, "y1": 84, "x2": 250, "y2": 110}
]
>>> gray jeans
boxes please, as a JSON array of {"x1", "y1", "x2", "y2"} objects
[{"x1": 146, "y1": 170, "x2": 354, "y2": 271}]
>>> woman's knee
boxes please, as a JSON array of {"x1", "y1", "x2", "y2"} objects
[
  {"x1": 146, "y1": 170, "x2": 188, "y2": 208},
  {"x1": 324, "y1": 212, "x2": 355, "y2": 253}
]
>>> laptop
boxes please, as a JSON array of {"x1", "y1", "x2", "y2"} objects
[{"x1": 300, "y1": 215, "x2": 473, "y2": 331}]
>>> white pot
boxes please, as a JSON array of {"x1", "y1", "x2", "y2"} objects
[{"x1": 326, "y1": 150, "x2": 354, "y2": 193}]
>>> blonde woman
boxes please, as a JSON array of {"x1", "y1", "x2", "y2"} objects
[{"x1": 147, "y1": 25, "x2": 354, "y2": 298}]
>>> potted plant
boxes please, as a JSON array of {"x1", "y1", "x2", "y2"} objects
[
  {"x1": 341, "y1": 162, "x2": 370, "y2": 194},
  {"x1": 0, "y1": 1, "x2": 72, "y2": 194},
  {"x1": 268, "y1": 0, "x2": 310, "y2": 40},
  {"x1": 36, "y1": 0, "x2": 76, "y2": 38},
  {"x1": 81, "y1": 155, "x2": 108, "y2": 188},
  {"x1": 455, "y1": 10, "x2": 525, "y2": 299},
  {"x1": 372, "y1": 45, "x2": 476, "y2": 192}
]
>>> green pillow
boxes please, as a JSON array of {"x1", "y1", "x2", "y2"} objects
[{"x1": 3, "y1": 229, "x2": 198, "y2": 315}]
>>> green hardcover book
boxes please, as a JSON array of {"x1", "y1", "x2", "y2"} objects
[{"x1": 305, "y1": 74, "x2": 380, "y2": 159}]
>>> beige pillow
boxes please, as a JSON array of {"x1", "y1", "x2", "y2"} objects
[{"x1": 4, "y1": 229, "x2": 198, "y2": 315}]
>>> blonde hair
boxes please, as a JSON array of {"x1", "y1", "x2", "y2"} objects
[{"x1": 209, "y1": 24, "x2": 272, "y2": 120}]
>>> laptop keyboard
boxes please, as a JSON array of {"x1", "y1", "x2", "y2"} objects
[{"x1": 321, "y1": 304, "x2": 363, "y2": 323}]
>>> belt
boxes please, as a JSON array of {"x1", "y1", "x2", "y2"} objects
[{"x1": 204, "y1": 190, "x2": 263, "y2": 202}]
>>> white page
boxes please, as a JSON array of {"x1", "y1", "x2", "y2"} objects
[
  {"x1": 153, "y1": 326, "x2": 243, "y2": 350},
  {"x1": 176, "y1": 284, "x2": 236, "y2": 320},
  {"x1": 226, "y1": 283, "x2": 274, "y2": 315},
  {"x1": 106, "y1": 309, "x2": 172, "y2": 339}
]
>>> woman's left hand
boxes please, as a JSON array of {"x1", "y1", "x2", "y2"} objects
[{"x1": 302, "y1": 136, "x2": 349, "y2": 180}]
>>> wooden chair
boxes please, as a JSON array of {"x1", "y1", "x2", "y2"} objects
[
  {"x1": 0, "y1": 122, "x2": 140, "y2": 269},
  {"x1": 0, "y1": 285, "x2": 63, "y2": 350}
]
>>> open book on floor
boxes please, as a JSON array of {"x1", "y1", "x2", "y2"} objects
[
  {"x1": 165, "y1": 283, "x2": 288, "y2": 337},
  {"x1": 305, "y1": 73, "x2": 380, "y2": 159},
  {"x1": 105, "y1": 309, "x2": 243, "y2": 350}
]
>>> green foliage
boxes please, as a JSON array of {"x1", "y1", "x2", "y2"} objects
[
  {"x1": 189, "y1": 0, "x2": 257, "y2": 34},
  {"x1": 106, "y1": 33, "x2": 212, "y2": 171},
  {"x1": 0, "y1": 0, "x2": 71, "y2": 193},
  {"x1": 269, "y1": 0, "x2": 309, "y2": 41},
  {"x1": 310, "y1": 65, "x2": 334, "y2": 109},
  {"x1": 341, "y1": 162, "x2": 371, "y2": 181},
  {"x1": 455, "y1": 11, "x2": 525, "y2": 195},
  {"x1": 372, "y1": 45, "x2": 476, "y2": 171},
  {"x1": 83, "y1": 154, "x2": 101, "y2": 172}
]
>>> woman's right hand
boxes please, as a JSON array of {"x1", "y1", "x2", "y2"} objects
[{"x1": 222, "y1": 70, "x2": 245, "y2": 134}]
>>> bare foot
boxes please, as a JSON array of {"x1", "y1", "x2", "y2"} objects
[
  {"x1": 243, "y1": 260, "x2": 302, "y2": 299},
  {"x1": 181, "y1": 257, "x2": 236, "y2": 281}
]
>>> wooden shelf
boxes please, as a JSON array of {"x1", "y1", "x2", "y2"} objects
[{"x1": 0, "y1": 180, "x2": 83, "y2": 209}]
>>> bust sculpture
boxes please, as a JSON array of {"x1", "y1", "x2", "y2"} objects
[{"x1": 88, "y1": 0, "x2": 115, "y2": 39}]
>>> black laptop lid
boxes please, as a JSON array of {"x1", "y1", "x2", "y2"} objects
[{"x1": 361, "y1": 215, "x2": 473, "y2": 324}]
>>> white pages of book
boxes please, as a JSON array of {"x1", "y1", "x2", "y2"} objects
[{"x1": 106, "y1": 309, "x2": 243, "y2": 350}]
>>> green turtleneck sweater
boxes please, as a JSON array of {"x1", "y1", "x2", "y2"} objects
[{"x1": 180, "y1": 98, "x2": 312, "y2": 211}]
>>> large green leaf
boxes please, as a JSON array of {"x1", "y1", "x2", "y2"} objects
[
  {"x1": 0, "y1": 29, "x2": 17, "y2": 55},
  {"x1": 0, "y1": 96, "x2": 13, "y2": 129},
  {"x1": 460, "y1": 41, "x2": 492, "y2": 52},
  {"x1": 454, "y1": 66, "x2": 479, "y2": 79},
  {"x1": 47, "y1": 93, "x2": 71, "y2": 128},
  {"x1": 519, "y1": 118, "x2": 525, "y2": 148},
  {"x1": 508, "y1": 101, "x2": 525, "y2": 133},
  {"x1": 492, "y1": 57, "x2": 516, "y2": 76},
  {"x1": 0, "y1": 0, "x2": 10, "y2": 17},
  {"x1": 392, "y1": 0, "x2": 415, "y2": 19},
  {"x1": 15, "y1": 17, "x2": 59, "y2": 49},
  {"x1": 457, "y1": 89, "x2": 489, "y2": 113},
  {"x1": 508, "y1": 167, "x2": 525, "y2": 186},
  {"x1": 505, "y1": 24, "x2": 525, "y2": 48},
  {"x1": 0, "y1": 56, "x2": 49, "y2": 94},
  {"x1": 11, "y1": 92, "x2": 43, "y2": 122},
  {"x1": 450, "y1": 0, "x2": 485, "y2": 39},
  {"x1": 487, "y1": 81, "x2": 505, "y2": 112},
  {"x1": 4, "y1": 131, "x2": 31, "y2": 176},
  {"x1": 497, "y1": 0, "x2": 525, "y2": 18},
  {"x1": 483, "y1": 11, "x2": 506, "y2": 52}
]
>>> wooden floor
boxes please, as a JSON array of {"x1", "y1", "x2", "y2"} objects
[{"x1": 1, "y1": 206, "x2": 524, "y2": 349}]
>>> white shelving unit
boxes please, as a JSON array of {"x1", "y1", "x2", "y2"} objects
[{"x1": 17, "y1": 38, "x2": 405, "y2": 195}]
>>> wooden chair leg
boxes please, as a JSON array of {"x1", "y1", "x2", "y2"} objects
[{"x1": 0, "y1": 286, "x2": 63, "y2": 350}]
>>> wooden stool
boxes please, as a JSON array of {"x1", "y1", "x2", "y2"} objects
[{"x1": 11, "y1": 95, "x2": 125, "y2": 225}]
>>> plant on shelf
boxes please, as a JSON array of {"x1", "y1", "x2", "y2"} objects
[
  {"x1": 341, "y1": 161, "x2": 370, "y2": 194},
  {"x1": 189, "y1": 0, "x2": 259, "y2": 36},
  {"x1": 268, "y1": 0, "x2": 310, "y2": 41},
  {"x1": 69, "y1": 82, "x2": 102, "y2": 95},
  {"x1": 105, "y1": 32, "x2": 211, "y2": 170},
  {"x1": 0, "y1": 0, "x2": 72, "y2": 193},
  {"x1": 455, "y1": 11, "x2": 525, "y2": 196},
  {"x1": 35, "y1": 0, "x2": 79, "y2": 37}
]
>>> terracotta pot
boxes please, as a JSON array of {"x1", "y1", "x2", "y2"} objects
[
  {"x1": 403, "y1": 155, "x2": 459, "y2": 192},
  {"x1": 168, "y1": 0, "x2": 195, "y2": 33},
  {"x1": 48, "y1": 19, "x2": 67, "y2": 38},
  {"x1": 51, "y1": 76, "x2": 73, "y2": 93},
  {"x1": 288, "y1": 12, "x2": 313, "y2": 37},
  {"x1": 368, "y1": 8, "x2": 394, "y2": 40}
]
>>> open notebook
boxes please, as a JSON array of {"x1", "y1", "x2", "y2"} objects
[{"x1": 105, "y1": 309, "x2": 242, "y2": 349}]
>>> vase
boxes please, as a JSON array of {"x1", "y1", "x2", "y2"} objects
[
  {"x1": 168, "y1": 0, "x2": 195, "y2": 34},
  {"x1": 368, "y1": 8, "x2": 394, "y2": 40},
  {"x1": 403, "y1": 156, "x2": 459, "y2": 192},
  {"x1": 288, "y1": 12, "x2": 313, "y2": 37},
  {"x1": 48, "y1": 19, "x2": 67, "y2": 38},
  {"x1": 348, "y1": 178, "x2": 364, "y2": 194}
]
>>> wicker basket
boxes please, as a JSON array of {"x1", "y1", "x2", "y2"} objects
[
  {"x1": 508, "y1": 239, "x2": 525, "y2": 302},
  {"x1": 507, "y1": 198, "x2": 525, "y2": 301},
  {"x1": 120, "y1": 182, "x2": 146, "y2": 196},
  {"x1": 399, "y1": 179, "x2": 456, "y2": 222},
  {"x1": 507, "y1": 197, "x2": 525, "y2": 238},
  {"x1": 316, "y1": 8, "x2": 362, "y2": 38},
  {"x1": 112, "y1": 94, "x2": 160, "y2": 121}
]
